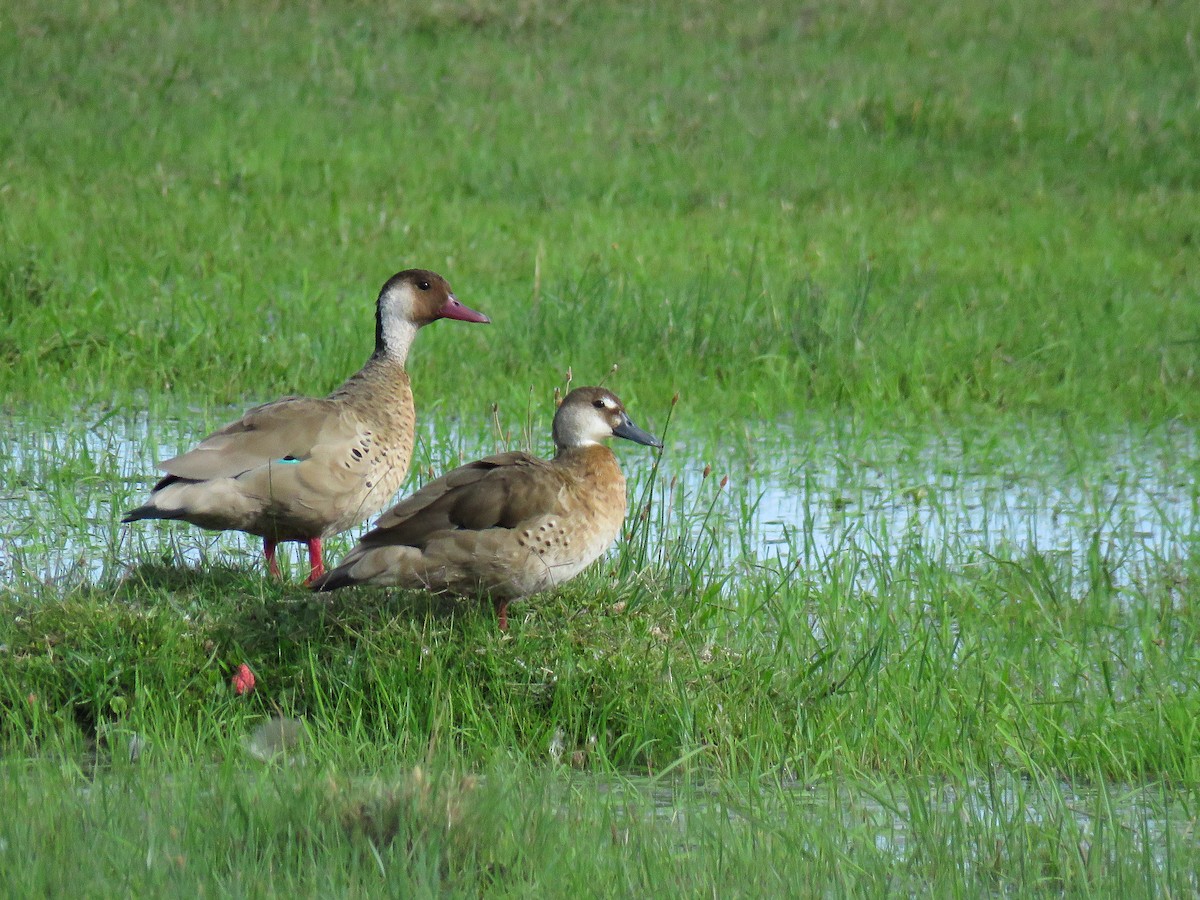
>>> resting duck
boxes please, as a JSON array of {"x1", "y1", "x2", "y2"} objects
[
  {"x1": 123, "y1": 269, "x2": 489, "y2": 583},
  {"x1": 311, "y1": 386, "x2": 662, "y2": 629}
]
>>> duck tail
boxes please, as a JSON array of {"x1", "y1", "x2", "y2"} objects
[
  {"x1": 121, "y1": 504, "x2": 180, "y2": 524},
  {"x1": 309, "y1": 567, "x2": 355, "y2": 593}
]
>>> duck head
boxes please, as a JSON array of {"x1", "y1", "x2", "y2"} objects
[
  {"x1": 552, "y1": 386, "x2": 663, "y2": 451},
  {"x1": 375, "y1": 269, "x2": 490, "y2": 360}
]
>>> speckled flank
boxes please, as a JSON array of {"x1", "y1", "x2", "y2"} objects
[{"x1": 320, "y1": 355, "x2": 418, "y2": 536}]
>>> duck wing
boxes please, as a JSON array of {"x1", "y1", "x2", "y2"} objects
[
  {"x1": 362, "y1": 451, "x2": 563, "y2": 549},
  {"x1": 157, "y1": 396, "x2": 354, "y2": 484}
]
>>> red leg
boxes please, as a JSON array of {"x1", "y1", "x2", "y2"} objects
[
  {"x1": 495, "y1": 598, "x2": 509, "y2": 632},
  {"x1": 264, "y1": 538, "x2": 281, "y2": 579},
  {"x1": 304, "y1": 537, "x2": 325, "y2": 585}
]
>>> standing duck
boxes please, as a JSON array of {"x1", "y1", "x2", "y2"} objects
[
  {"x1": 123, "y1": 269, "x2": 489, "y2": 584},
  {"x1": 311, "y1": 386, "x2": 662, "y2": 630}
]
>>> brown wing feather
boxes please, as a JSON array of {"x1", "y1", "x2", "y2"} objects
[
  {"x1": 362, "y1": 451, "x2": 564, "y2": 549},
  {"x1": 159, "y1": 396, "x2": 352, "y2": 481}
]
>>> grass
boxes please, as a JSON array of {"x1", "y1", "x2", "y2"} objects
[
  {"x1": 4, "y1": 414, "x2": 1200, "y2": 893},
  {"x1": 6, "y1": 427, "x2": 1199, "y2": 781},
  {"x1": 1, "y1": 0, "x2": 1198, "y2": 420},
  {"x1": 5, "y1": 554, "x2": 1200, "y2": 781},
  {"x1": 2, "y1": 538, "x2": 1199, "y2": 893},
  {"x1": 4, "y1": 396, "x2": 1200, "y2": 894},
  {"x1": 1, "y1": 756, "x2": 1195, "y2": 895},
  {"x1": 3, "y1": 0, "x2": 1200, "y2": 893}
]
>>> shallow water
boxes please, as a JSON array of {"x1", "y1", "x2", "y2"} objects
[
  {"x1": 0, "y1": 409, "x2": 1197, "y2": 588},
  {"x1": 572, "y1": 764, "x2": 1195, "y2": 885},
  {"x1": 697, "y1": 420, "x2": 1199, "y2": 584}
]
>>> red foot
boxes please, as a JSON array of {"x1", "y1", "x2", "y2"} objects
[
  {"x1": 303, "y1": 537, "x2": 325, "y2": 586},
  {"x1": 264, "y1": 537, "x2": 324, "y2": 584},
  {"x1": 495, "y1": 599, "x2": 509, "y2": 632},
  {"x1": 264, "y1": 539, "x2": 281, "y2": 579}
]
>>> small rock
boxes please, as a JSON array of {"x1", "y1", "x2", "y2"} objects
[
  {"x1": 246, "y1": 715, "x2": 307, "y2": 763},
  {"x1": 548, "y1": 728, "x2": 565, "y2": 765}
]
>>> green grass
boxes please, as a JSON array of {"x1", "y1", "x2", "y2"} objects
[
  {"x1": 2, "y1": 755, "x2": 1195, "y2": 896},
  {"x1": 5, "y1": 408, "x2": 1200, "y2": 893},
  {"x1": 2, "y1": 540, "x2": 1199, "y2": 894},
  {"x1": 4, "y1": 423, "x2": 1200, "y2": 894},
  {"x1": 2, "y1": 0, "x2": 1198, "y2": 420},
  {"x1": 5, "y1": 510, "x2": 1199, "y2": 780},
  {"x1": 3, "y1": 0, "x2": 1200, "y2": 893}
]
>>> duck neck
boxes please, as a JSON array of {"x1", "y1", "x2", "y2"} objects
[
  {"x1": 331, "y1": 349, "x2": 411, "y2": 406},
  {"x1": 555, "y1": 443, "x2": 621, "y2": 475},
  {"x1": 375, "y1": 310, "x2": 419, "y2": 365}
]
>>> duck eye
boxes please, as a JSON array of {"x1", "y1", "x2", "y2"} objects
[
  {"x1": 417, "y1": 280, "x2": 431, "y2": 291},
  {"x1": 592, "y1": 400, "x2": 606, "y2": 409}
]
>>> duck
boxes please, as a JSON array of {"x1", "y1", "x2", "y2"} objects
[
  {"x1": 311, "y1": 386, "x2": 662, "y2": 629},
  {"x1": 122, "y1": 269, "x2": 489, "y2": 584}
]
